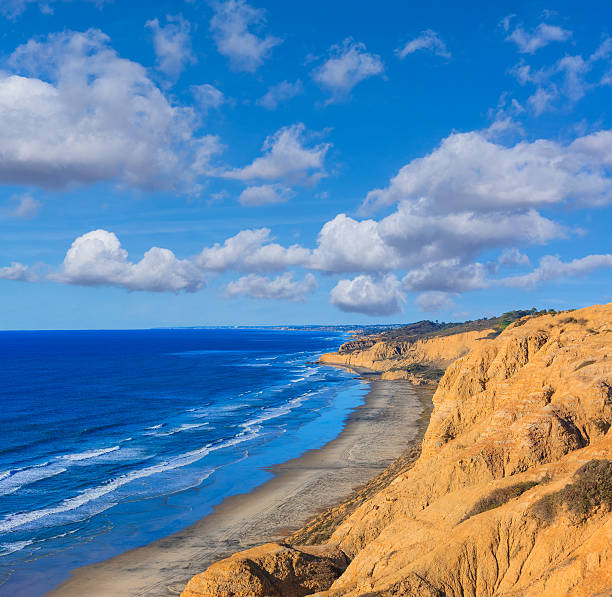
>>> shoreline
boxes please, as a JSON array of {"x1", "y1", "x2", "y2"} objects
[{"x1": 49, "y1": 373, "x2": 432, "y2": 597}]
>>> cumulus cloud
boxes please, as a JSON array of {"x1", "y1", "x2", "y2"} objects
[
  {"x1": 498, "y1": 247, "x2": 530, "y2": 267},
  {"x1": 195, "y1": 228, "x2": 310, "y2": 273},
  {"x1": 380, "y1": 206, "x2": 560, "y2": 267},
  {"x1": 402, "y1": 260, "x2": 488, "y2": 292},
  {"x1": 190, "y1": 124, "x2": 612, "y2": 310},
  {"x1": 257, "y1": 80, "x2": 304, "y2": 109},
  {"x1": 504, "y1": 19, "x2": 571, "y2": 54},
  {"x1": 415, "y1": 291, "x2": 456, "y2": 312},
  {"x1": 146, "y1": 14, "x2": 194, "y2": 81},
  {"x1": 0, "y1": 29, "x2": 221, "y2": 191},
  {"x1": 306, "y1": 207, "x2": 559, "y2": 276},
  {"x1": 330, "y1": 274, "x2": 404, "y2": 316},
  {"x1": 225, "y1": 272, "x2": 316, "y2": 301},
  {"x1": 362, "y1": 130, "x2": 612, "y2": 213},
  {"x1": 8, "y1": 194, "x2": 42, "y2": 219},
  {"x1": 312, "y1": 38, "x2": 384, "y2": 103},
  {"x1": 0, "y1": 262, "x2": 37, "y2": 282},
  {"x1": 209, "y1": 0, "x2": 281, "y2": 72},
  {"x1": 502, "y1": 254, "x2": 612, "y2": 288},
  {"x1": 222, "y1": 123, "x2": 330, "y2": 184},
  {"x1": 54, "y1": 229, "x2": 205, "y2": 292},
  {"x1": 396, "y1": 30, "x2": 450, "y2": 59},
  {"x1": 310, "y1": 214, "x2": 401, "y2": 273},
  {"x1": 238, "y1": 184, "x2": 293, "y2": 206}
]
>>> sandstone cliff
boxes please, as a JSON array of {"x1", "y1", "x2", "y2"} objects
[
  {"x1": 182, "y1": 304, "x2": 612, "y2": 597},
  {"x1": 318, "y1": 328, "x2": 495, "y2": 385}
]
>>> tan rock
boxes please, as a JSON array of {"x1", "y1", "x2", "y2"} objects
[
  {"x1": 180, "y1": 543, "x2": 349, "y2": 597},
  {"x1": 318, "y1": 328, "x2": 494, "y2": 378}
]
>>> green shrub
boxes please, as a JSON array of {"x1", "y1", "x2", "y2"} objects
[
  {"x1": 463, "y1": 481, "x2": 539, "y2": 520},
  {"x1": 574, "y1": 359, "x2": 596, "y2": 371},
  {"x1": 530, "y1": 460, "x2": 612, "y2": 525}
]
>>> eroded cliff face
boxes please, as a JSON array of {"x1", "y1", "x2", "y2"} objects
[
  {"x1": 182, "y1": 304, "x2": 612, "y2": 597},
  {"x1": 319, "y1": 328, "x2": 494, "y2": 385}
]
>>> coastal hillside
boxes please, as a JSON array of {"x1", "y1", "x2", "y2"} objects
[
  {"x1": 318, "y1": 327, "x2": 495, "y2": 385},
  {"x1": 318, "y1": 309, "x2": 545, "y2": 385},
  {"x1": 182, "y1": 303, "x2": 612, "y2": 597}
]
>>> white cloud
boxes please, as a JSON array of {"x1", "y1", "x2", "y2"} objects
[
  {"x1": 528, "y1": 85, "x2": 558, "y2": 115},
  {"x1": 506, "y1": 21, "x2": 571, "y2": 54},
  {"x1": 0, "y1": 262, "x2": 37, "y2": 282},
  {"x1": 209, "y1": 0, "x2": 281, "y2": 72},
  {"x1": 146, "y1": 15, "x2": 194, "y2": 81},
  {"x1": 312, "y1": 38, "x2": 384, "y2": 103},
  {"x1": 501, "y1": 254, "x2": 612, "y2": 288},
  {"x1": 510, "y1": 37, "x2": 612, "y2": 115},
  {"x1": 8, "y1": 194, "x2": 42, "y2": 219},
  {"x1": 257, "y1": 80, "x2": 303, "y2": 109},
  {"x1": 362, "y1": 130, "x2": 612, "y2": 213},
  {"x1": 195, "y1": 228, "x2": 310, "y2": 273},
  {"x1": 225, "y1": 272, "x2": 316, "y2": 301},
  {"x1": 557, "y1": 54, "x2": 589, "y2": 102},
  {"x1": 55, "y1": 229, "x2": 205, "y2": 292},
  {"x1": 191, "y1": 83, "x2": 225, "y2": 113},
  {"x1": 192, "y1": 202, "x2": 559, "y2": 283},
  {"x1": 222, "y1": 123, "x2": 330, "y2": 184},
  {"x1": 415, "y1": 291, "x2": 456, "y2": 312},
  {"x1": 380, "y1": 206, "x2": 560, "y2": 266},
  {"x1": 238, "y1": 184, "x2": 292, "y2": 206},
  {"x1": 330, "y1": 274, "x2": 404, "y2": 316},
  {"x1": 498, "y1": 247, "x2": 530, "y2": 267},
  {"x1": 310, "y1": 214, "x2": 401, "y2": 273},
  {"x1": 396, "y1": 30, "x2": 450, "y2": 59},
  {"x1": 0, "y1": 0, "x2": 110, "y2": 19},
  {"x1": 0, "y1": 29, "x2": 221, "y2": 191},
  {"x1": 402, "y1": 260, "x2": 488, "y2": 292}
]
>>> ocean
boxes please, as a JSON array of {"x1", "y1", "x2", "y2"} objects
[{"x1": 0, "y1": 328, "x2": 365, "y2": 596}]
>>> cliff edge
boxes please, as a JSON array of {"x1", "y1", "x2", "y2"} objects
[
  {"x1": 182, "y1": 303, "x2": 612, "y2": 597},
  {"x1": 318, "y1": 327, "x2": 495, "y2": 385}
]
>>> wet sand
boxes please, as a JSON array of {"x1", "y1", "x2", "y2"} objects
[{"x1": 50, "y1": 376, "x2": 429, "y2": 597}]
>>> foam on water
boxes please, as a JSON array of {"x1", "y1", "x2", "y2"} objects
[
  {"x1": 61, "y1": 446, "x2": 121, "y2": 462},
  {"x1": 0, "y1": 426, "x2": 262, "y2": 534},
  {"x1": 0, "y1": 462, "x2": 67, "y2": 496},
  {"x1": 0, "y1": 327, "x2": 357, "y2": 594},
  {"x1": 152, "y1": 422, "x2": 211, "y2": 436}
]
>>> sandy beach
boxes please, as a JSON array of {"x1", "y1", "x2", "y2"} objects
[{"x1": 47, "y1": 373, "x2": 430, "y2": 597}]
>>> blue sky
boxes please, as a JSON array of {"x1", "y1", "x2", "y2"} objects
[{"x1": 0, "y1": 0, "x2": 611, "y2": 329}]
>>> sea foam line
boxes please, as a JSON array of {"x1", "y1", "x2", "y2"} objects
[
  {"x1": 60, "y1": 446, "x2": 121, "y2": 462},
  {"x1": 0, "y1": 443, "x2": 127, "y2": 496},
  {"x1": 0, "y1": 426, "x2": 261, "y2": 533},
  {"x1": 0, "y1": 463, "x2": 67, "y2": 496}
]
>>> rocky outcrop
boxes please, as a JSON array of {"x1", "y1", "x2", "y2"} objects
[
  {"x1": 319, "y1": 328, "x2": 494, "y2": 385},
  {"x1": 180, "y1": 543, "x2": 349, "y2": 597},
  {"x1": 183, "y1": 304, "x2": 612, "y2": 597}
]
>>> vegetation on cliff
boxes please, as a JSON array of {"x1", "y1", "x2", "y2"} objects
[
  {"x1": 339, "y1": 308, "x2": 556, "y2": 355},
  {"x1": 530, "y1": 459, "x2": 612, "y2": 524}
]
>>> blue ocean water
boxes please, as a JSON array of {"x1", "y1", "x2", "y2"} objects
[{"x1": 0, "y1": 328, "x2": 365, "y2": 596}]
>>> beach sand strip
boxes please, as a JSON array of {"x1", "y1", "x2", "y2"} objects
[{"x1": 49, "y1": 376, "x2": 432, "y2": 597}]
